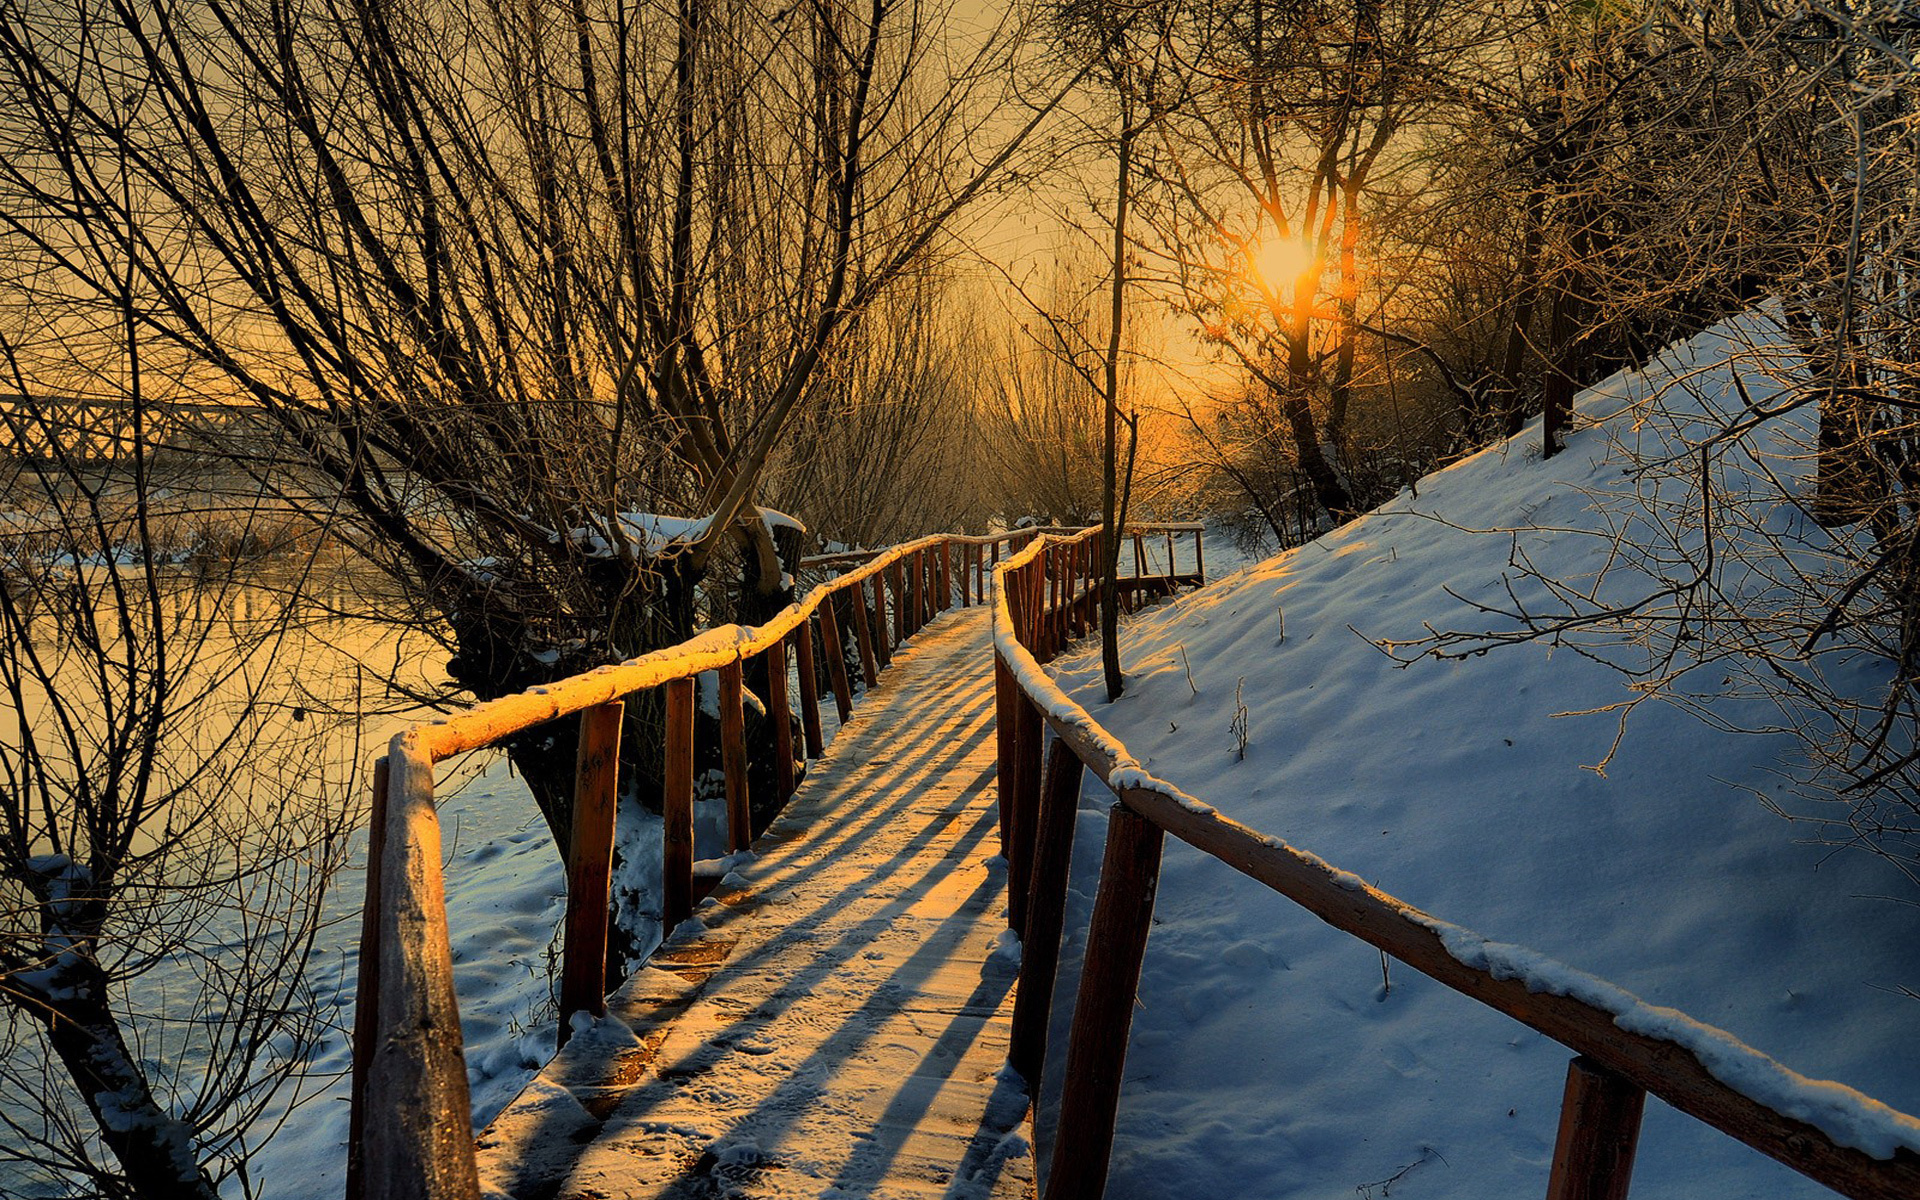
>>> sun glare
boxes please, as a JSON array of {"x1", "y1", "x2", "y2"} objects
[{"x1": 1249, "y1": 234, "x2": 1318, "y2": 290}]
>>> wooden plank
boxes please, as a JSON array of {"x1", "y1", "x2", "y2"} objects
[
  {"x1": 1546, "y1": 1056, "x2": 1645, "y2": 1200},
  {"x1": 662, "y1": 678, "x2": 696, "y2": 932},
  {"x1": 766, "y1": 636, "x2": 796, "y2": 804},
  {"x1": 852, "y1": 580, "x2": 881, "y2": 688},
  {"x1": 1043, "y1": 802, "x2": 1164, "y2": 1200},
  {"x1": 347, "y1": 756, "x2": 391, "y2": 1200},
  {"x1": 1010, "y1": 741, "x2": 1083, "y2": 1087},
  {"x1": 819, "y1": 601, "x2": 855, "y2": 723},
  {"x1": 719, "y1": 661, "x2": 752, "y2": 853},
  {"x1": 794, "y1": 619, "x2": 825, "y2": 759},
  {"x1": 560, "y1": 700, "x2": 624, "y2": 1042}
]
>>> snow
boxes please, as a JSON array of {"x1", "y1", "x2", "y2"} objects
[
  {"x1": 612, "y1": 507, "x2": 807, "y2": 557},
  {"x1": 22, "y1": 313, "x2": 1920, "y2": 1198},
  {"x1": 1029, "y1": 313, "x2": 1920, "y2": 1198}
]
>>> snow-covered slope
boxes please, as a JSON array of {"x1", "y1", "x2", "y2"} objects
[{"x1": 1042, "y1": 316, "x2": 1920, "y2": 1199}]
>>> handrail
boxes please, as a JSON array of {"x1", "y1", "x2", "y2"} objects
[
  {"x1": 347, "y1": 522, "x2": 1205, "y2": 1200},
  {"x1": 988, "y1": 534, "x2": 1920, "y2": 1200}
]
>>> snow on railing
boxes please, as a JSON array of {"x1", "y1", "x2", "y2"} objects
[
  {"x1": 988, "y1": 532, "x2": 1920, "y2": 1200},
  {"x1": 347, "y1": 523, "x2": 1204, "y2": 1200}
]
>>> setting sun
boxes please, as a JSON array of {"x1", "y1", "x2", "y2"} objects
[{"x1": 1249, "y1": 233, "x2": 1319, "y2": 290}]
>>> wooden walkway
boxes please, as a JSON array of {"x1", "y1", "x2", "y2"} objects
[{"x1": 474, "y1": 606, "x2": 1035, "y2": 1200}]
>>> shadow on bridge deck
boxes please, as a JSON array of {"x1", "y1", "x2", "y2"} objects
[{"x1": 475, "y1": 606, "x2": 1035, "y2": 1200}]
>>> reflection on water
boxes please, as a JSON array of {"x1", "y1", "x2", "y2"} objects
[{"x1": 0, "y1": 562, "x2": 524, "y2": 1198}]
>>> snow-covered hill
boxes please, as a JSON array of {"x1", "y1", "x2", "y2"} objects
[{"x1": 1041, "y1": 315, "x2": 1920, "y2": 1199}]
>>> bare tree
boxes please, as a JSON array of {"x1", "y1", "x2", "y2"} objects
[
  {"x1": 0, "y1": 0, "x2": 1065, "y2": 969},
  {"x1": 1374, "y1": 0, "x2": 1920, "y2": 891},
  {"x1": 0, "y1": 327, "x2": 352, "y2": 1195}
]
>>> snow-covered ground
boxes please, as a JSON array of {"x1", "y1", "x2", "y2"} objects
[{"x1": 1039, "y1": 316, "x2": 1920, "y2": 1198}]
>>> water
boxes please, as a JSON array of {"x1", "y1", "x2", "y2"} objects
[{"x1": 0, "y1": 561, "x2": 556, "y2": 1198}]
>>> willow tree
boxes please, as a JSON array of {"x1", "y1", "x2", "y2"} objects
[{"x1": 0, "y1": 0, "x2": 1058, "y2": 966}]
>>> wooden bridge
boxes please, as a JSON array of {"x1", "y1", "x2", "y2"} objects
[{"x1": 348, "y1": 525, "x2": 1920, "y2": 1200}]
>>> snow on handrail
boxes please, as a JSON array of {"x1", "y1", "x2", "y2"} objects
[{"x1": 988, "y1": 535, "x2": 1920, "y2": 1200}]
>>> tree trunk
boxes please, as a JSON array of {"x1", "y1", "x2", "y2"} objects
[
  {"x1": 1101, "y1": 106, "x2": 1134, "y2": 703},
  {"x1": 31, "y1": 958, "x2": 221, "y2": 1200}
]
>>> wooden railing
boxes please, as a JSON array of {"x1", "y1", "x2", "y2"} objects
[
  {"x1": 988, "y1": 532, "x2": 1920, "y2": 1200},
  {"x1": 345, "y1": 522, "x2": 1204, "y2": 1200}
]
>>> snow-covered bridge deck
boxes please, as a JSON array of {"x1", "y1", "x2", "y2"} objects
[{"x1": 474, "y1": 606, "x2": 1035, "y2": 1200}]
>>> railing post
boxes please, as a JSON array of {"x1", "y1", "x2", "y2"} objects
[
  {"x1": 1195, "y1": 528, "x2": 1205, "y2": 581},
  {"x1": 1045, "y1": 801, "x2": 1165, "y2": 1200},
  {"x1": 794, "y1": 619, "x2": 825, "y2": 759},
  {"x1": 1074, "y1": 539, "x2": 1086, "y2": 635},
  {"x1": 1052, "y1": 549, "x2": 1067, "y2": 648},
  {"x1": 1010, "y1": 740, "x2": 1083, "y2": 1087},
  {"x1": 851, "y1": 582, "x2": 881, "y2": 687},
  {"x1": 559, "y1": 700, "x2": 623, "y2": 1044},
  {"x1": 346, "y1": 756, "x2": 390, "y2": 1200},
  {"x1": 1545, "y1": 1056, "x2": 1646, "y2": 1200},
  {"x1": 719, "y1": 661, "x2": 752, "y2": 853},
  {"x1": 1008, "y1": 693, "x2": 1042, "y2": 934},
  {"x1": 819, "y1": 602, "x2": 855, "y2": 722},
  {"x1": 993, "y1": 655, "x2": 1016, "y2": 861},
  {"x1": 909, "y1": 549, "x2": 926, "y2": 631},
  {"x1": 870, "y1": 574, "x2": 893, "y2": 666},
  {"x1": 662, "y1": 677, "x2": 696, "y2": 932},
  {"x1": 890, "y1": 559, "x2": 907, "y2": 644},
  {"x1": 938, "y1": 539, "x2": 952, "y2": 610},
  {"x1": 960, "y1": 543, "x2": 973, "y2": 607},
  {"x1": 766, "y1": 636, "x2": 796, "y2": 805}
]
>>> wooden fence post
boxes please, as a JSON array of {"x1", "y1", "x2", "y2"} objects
[
  {"x1": 961, "y1": 543, "x2": 973, "y2": 607},
  {"x1": 719, "y1": 661, "x2": 752, "y2": 853},
  {"x1": 993, "y1": 656, "x2": 1017, "y2": 862},
  {"x1": 852, "y1": 584, "x2": 881, "y2": 688},
  {"x1": 1045, "y1": 801, "x2": 1165, "y2": 1200},
  {"x1": 909, "y1": 549, "x2": 925, "y2": 632},
  {"x1": 1195, "y1": 529, "x2": 1205, "y2": 581},
  {"x1": 662, "y1": 678, "x2": 696, "y2": 932},
  {"x1": 871, "y1": 575, "x2": 893, "y2": 666},
  {"x1": 1545, "y1": 1056, "x2": 1646, "y2": 1200},
  {"x1": 938, "y1": 540, "x2": 951, "y2": 611},
  {"x1": 819, "y1": 603, "x2": 854, "y2": 722},
  {"x1": 347, "y1": 756, "x2": 391, "y2": 1200},
  {"x1": 1010, "y1": 741, "x2": 1083, "y2": 1087},
  {"x1": 794, "y1": 620, "x2": 825, "y2": 759},
  {"x1": 1008, "y1": 693, "x2": 1043, "y2": 934},
  {"x1": 560, "y1": 700, "x2": 623, "y2": 1044},
  {"x1": 890, "y1": 560, "x2": 906, "y2": 645},
  {"x1": 766, "y1": 637, "x2": 796, "y2": 805}
]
